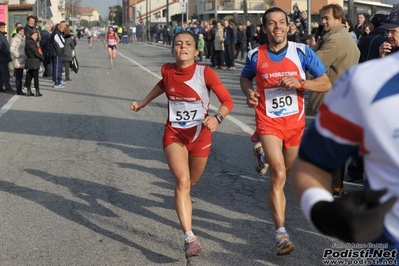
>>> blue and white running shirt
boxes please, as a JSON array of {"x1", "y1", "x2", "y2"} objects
[{"x1": 299, "y1": 52, "x2": 399, "y2": 242}]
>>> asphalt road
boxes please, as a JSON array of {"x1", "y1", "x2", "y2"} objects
[{"x1": 0, "y1": 39, "x2": 363, "y2": 266}]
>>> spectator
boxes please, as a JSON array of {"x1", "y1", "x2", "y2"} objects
[
  {"x1": 130, "y1": 25, "x2": 137, "y2": 44},
  {"x1": 255, "y1": 17, "x2": 268, "y2": 45},
  {"x1": 235, "y1": 22, "x2": 246, "y2": 60},
  {"x1": 197, "y1": 33, "x2": 204, "y2": 62},
  {"x1": 203, "y1": 21, "x2": 212, "y2": 59},
  {"x1": 62, "y1": 25, "x2": 76, "y2": 82},
  {"x1": 287, "y1": 22, "x2": 301, "y2": 42},
  {"x1": 355, "y1": 13, "x2": 367, "y2": 39},
  {"x1": 359, "y1": 21, "x2": 373, "y2": 40},
  {"x1": 40, "y1": 24, "x2": 52, "y2": 78},
  {"x1": 379, "y1": 4, "x2": 399, "y2": 58},
  {"x1": 191, "y1": 22, "x2": 199, "y2": 36},
  {"x1": 24, "y1": 15, "x2": 36, "y2": 39},
  {"x1": 214, "y1": 21, "x2": 225, "y2": 69},
  {"x1": 295, "y1": 18, "x2": 305, "y2": 41},
  {"x1": 223, "y1": 19, "x2": 235, "y2": 70},
  {"x1": 11, "y1": 22, "x2": 22, "y2": 38},
  {"x1": 346, "y1": 20, "x2": 358, "y2": 44},
  {"x1": 230, "y1": 19, "x2": 238, "y2": 57},
  {"x1": 292, "y1": 3, "x2": 301, "y2": 21},
  {"x1": 167, "y1": 23, "x2": 173, "y2": 45},
  {"x1": 122, "y1": 26, "x2": 129, "y2": 46},
  {"x1": 357, "y1": 14, "x2": 388, "y2": 63},
  {"x1": 24, "y1": 30, "x2": 44, "y2": 96},
  {"x1": 301, "y1": 11, "x2": 308, "y2": 35},
  {"x1": 0, "y1": 21, "x2": 13, "y2": 93},
  {"x1": 50, "y1": 21, "x2": 67, "y2": 88},
  {"x1": 37, "y1": 20, "x2": 43, "y2": 33},
  {"x1": 246, "y1": 19, "x2": 257, "y2": 51},
  {"x1": 10, "y1": 26, "x2": 27, "y2": 95},
  {"x1": 162, "y1": 25, "x2": 168, "y2": 45},
  {"x1": 210, "y1": 20, "x2": 217, "y2": 67}
]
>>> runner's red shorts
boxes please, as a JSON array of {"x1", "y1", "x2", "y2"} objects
[
  {"x1": 163, "y1": 124, "x2": 212, "y2": 157},
  {"x1": 252, "y1": 126, "x2": 304, "y2": 150}
]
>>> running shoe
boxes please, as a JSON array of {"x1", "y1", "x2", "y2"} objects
[
  {"x1": 184, "y1": 237, "x2": 202, "y2": 257},
  {"x1": 276, "y1": 231, "x2": 295, "y2": 255},
  {"x1": 343, "y1": 173, "x2": 364, "y2": 184},
  {"x1": 253, "y1": 142, "x2": 269, "y2": 176}
]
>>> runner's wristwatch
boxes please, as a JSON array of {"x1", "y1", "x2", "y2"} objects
[
  {"x1": 299, "y1": 79, "x2": 305, "y2": 89},
  {"x1": 214, "y1": 113, "x2": 224, "y2": 124}
]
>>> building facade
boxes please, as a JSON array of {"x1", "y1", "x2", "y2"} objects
[{"x1": 123, "y1": 0, "x2": 393, "y2": 26}]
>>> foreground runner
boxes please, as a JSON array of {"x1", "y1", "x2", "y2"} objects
[
  {"x1": 130, "y1": 31, "x2": 234, "y2": 257},
  {"x1": 103, "y1": 26, "x2": 119, "y2": 69},
  {"x1": 240, "y1": 7, "x2": 331, "y2": 255},
  {"x1": 291, "y1": 51, "x2": 399, "y2": 265}
]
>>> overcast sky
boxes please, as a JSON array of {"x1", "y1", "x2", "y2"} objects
[{"x1": 81, "y1": 0, "x2": 118, "y2": 18}]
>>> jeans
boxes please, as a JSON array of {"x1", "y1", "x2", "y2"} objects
[{"x1": 122, "y1": 36, "x2": 129, "y2": 45}]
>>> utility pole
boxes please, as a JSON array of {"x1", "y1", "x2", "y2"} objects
[
  {"x1": 134, "y1": 0, "x2": 137, "y2": 25},
  {"x1": 348, "y1": 0, "x2": 355, "y2": 25},
  {"x1": 166, "y1": 0, "x2": 169, "y2": 27},
  {"x1": 214, "y1": 0, "x2": 217, "y2": 21},
  {"x1": 307, "y1": 0, "x2": 311, "y2": 36},
  {"x1": 146, "y1": 0, "x2": 149, "y2": 41}
]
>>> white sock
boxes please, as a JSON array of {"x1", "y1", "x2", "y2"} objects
[
  {"x1": 184, "y1": 231, "x2": 195, "y2": 241},
  {"x1": 260, "y1": 153, "x2": 267, "y2": 164},
  {"x1": 276, "y1": 227, "x2": 287, "y2": 241}
]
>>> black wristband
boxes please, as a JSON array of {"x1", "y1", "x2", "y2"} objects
[{"x1": 214, "y1": 113, "x2": 224, "y2": 124}]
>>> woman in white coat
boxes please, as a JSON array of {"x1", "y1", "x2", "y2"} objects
[{"x1": 10, "y1": 26, "x2": 27, "y2": 95}]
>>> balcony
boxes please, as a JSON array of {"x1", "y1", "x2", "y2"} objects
[{"x1": 203, "y1": 0, "x2": 272, "y2": 12}]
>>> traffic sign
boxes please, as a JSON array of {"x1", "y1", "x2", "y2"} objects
[{"x1": 180, "y1": 3, "x2": 186, "y2": 13}]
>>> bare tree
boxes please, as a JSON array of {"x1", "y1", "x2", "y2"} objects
[{"x1": 65, "y1": 0, "x2": 83, "y2": 18}]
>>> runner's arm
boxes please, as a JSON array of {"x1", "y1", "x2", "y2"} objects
[
  {"x1": 103, "y1": 34, "x2": 107, "y2": 48},
  {"x1": 240, "y1": 76, "x2": 259, "y2": 108},
  {"x1": 131, "y1": 84, "x2": 164, "y2": 112},
  {"x1": 300, "y1": 73, "x2": 331, "y2": 92},
  {"x1": 202, "y1": 67, "x2": 234, "y2": 132}
]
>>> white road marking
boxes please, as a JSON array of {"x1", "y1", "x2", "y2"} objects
[{"x1": 0, "y1": 95, "x2": 19, "y2": 117}]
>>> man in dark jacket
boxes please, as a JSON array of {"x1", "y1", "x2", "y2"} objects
[
  {"x1": 0, "y1": 22, "x2": 13, "y2": 92},
  {"x1": 235, "y1": 23, "x2": 246, "y2": 60},
  {"x1": 24, "y1": 16, "x2": 38, "y2": 40},
  {"x1": 357, "y1": 14, "x2": 388, "y2": 63},
  {"x1": 246, "y1": 19, "x2": 257, "y2": 51},
  {"x1": 255, "y1": 17, "x2": 268, "y2": 45},
  {"x1": 223, "y1": 19, "x2": 236, "y2": 69},
  {"x1": 50, "y1": 21, "x2": 66, "y2": 88},
  {"x1": 40, "y1": 24, "x2": 52, "y2": 77}
]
